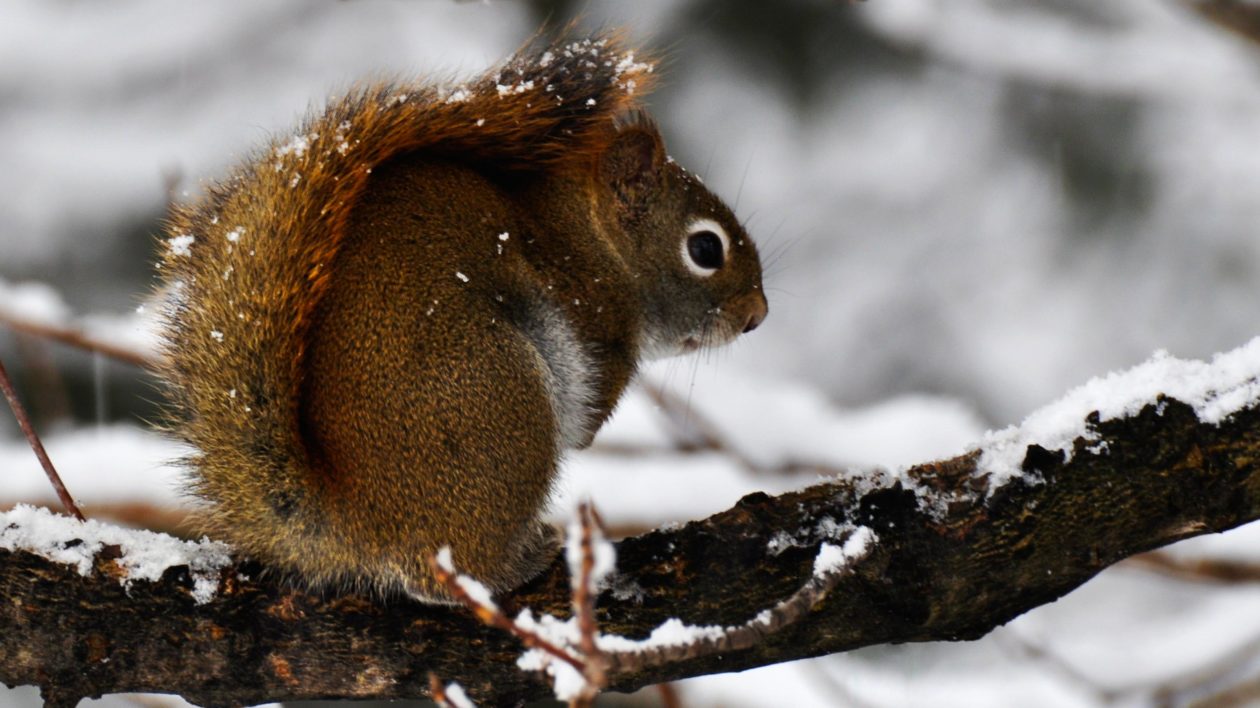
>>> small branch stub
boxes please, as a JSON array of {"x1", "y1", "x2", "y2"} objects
[{"x1": 0, "y1": 356, "x2": 84, "y2": 521}]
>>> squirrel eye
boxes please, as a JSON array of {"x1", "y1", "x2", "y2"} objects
[
  {"x1": 681, "y1": 219, "x2": 730, "y2": 277},
  {"x1": 688, "y1": 232, "x2": 724, "y2": 268}
]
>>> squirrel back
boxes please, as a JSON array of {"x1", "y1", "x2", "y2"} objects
[{"x1": 158, "y1": 32, "x2": 767, "y2": 600}]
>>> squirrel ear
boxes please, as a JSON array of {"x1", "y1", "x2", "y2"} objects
[{"x1": 600, "y1": 116, "x2": 666, "y2": 209}]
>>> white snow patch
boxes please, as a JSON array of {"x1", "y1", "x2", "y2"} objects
[
  {"x1": 813, "y1": 526, "x2": 876, "y2": 577},
  {"x1": 0, "y1": 278, "x2": 71, "y2": 323},
  {"x1": 565, "y1": 509, "x2": 617, "y2": 592},
  {"x1": 0, "y1": 278, "x2": 161, "y2": 362},
  {"x1": 166, "y1": 233, "x2": 194, "y2": 257},
  {"x1": 274, "y1": 133, "x2": 310, "y2": 163},
  {"x1": 435, "y1": 545, "x2": 497, "y2": 611},
  {"x1": 978, "y1": 338, "x2": 1260, "y2": 487},
  {"x1": 209, "y1": 329, "x2": 224, "y2": 342},
  {"x1": 516, "y1": 533, "x2": 875, "y2": 702},
  {"x1": 226, "y1": 226, "x2": 244, "y2": 242},
  {"x1": 455, "y1": 271, "x2": 469, "y2": 283},
  {"x1": 443, "y1": 682, "x2": 475, "y2": 708},
  {"x1": 0, "y1": 504, "x2": 231, "y2": 603},
  {"x1": 85, "y1": 309, "x2": 161, "y2": 361},
  {"x1": 495, "y1": 80, "x2": 533, "y2": 97}
]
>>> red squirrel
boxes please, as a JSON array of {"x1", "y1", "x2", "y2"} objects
[{"x1": 157, "y1": 32, "x2": 767, "y2": 602}]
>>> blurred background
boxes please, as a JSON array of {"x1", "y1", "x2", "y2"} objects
[{"x1": 4, "y1": 0, "x2": 1260, "y2": 706}]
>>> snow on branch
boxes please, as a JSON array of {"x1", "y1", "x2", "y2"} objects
[
  {"x1": 4, "y1": 339, "x2": 1260, "y2": 705},
  {"x1": 977, "y1": 338, "x2": 1260, "y2": 488},
  {"x1": 0, "y1": 504, "x2": 230, "y2": 604}
]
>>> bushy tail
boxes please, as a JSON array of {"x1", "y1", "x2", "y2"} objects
[{"x1": 156, "y1": 31, "x2": 654, "y2": 572}]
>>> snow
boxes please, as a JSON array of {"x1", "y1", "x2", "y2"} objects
[
  {"x1": 565, "y1": 507, "x2": 616, "y2": 592},
  {"x1": 445, "y1": 88, "x2": 472, "y2": 104},
  {"x1": 0, "y1": 425, "x2": 185, "y2": 507},
  {"x1": 519, "y1": 534, "x2": 878, "y2": 702},
  {"x1": 0, "y1": 277, "x2": 161, "y2": 363},
  {"x1": 978, "y1": 337, "x2": 1260, "y2": 487},
  {"x1": 813, "y1": 526, "x2": 876, "y2": 577},
  {"x1": 0, "y1": 279, "x2": 71, "y2": 324},
  {"x1": 274, "y1": 133, "x2": 311, "y2": 162},
  {"x1": 0, "y1": 504, "x2": 230, "y2": 604},
  {"x1": 442, "y1": 682, "x2": 475, "y2": 708},
  {"x1": 166, "y1": 234, "x2": 194, "y2": 257},
  {"x1": 436, "y1": 546, "x2": 498, "y2": 611}
]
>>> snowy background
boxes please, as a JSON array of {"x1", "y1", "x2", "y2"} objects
[{"x1": 4, "y1": 0, "x2": 1260, "y2": 706}]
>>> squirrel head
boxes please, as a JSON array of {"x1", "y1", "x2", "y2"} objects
[{"x1": 596, "y1": 113, "x2": 768, "y2": 359}]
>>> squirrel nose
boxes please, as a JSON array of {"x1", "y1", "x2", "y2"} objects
[{"x1": 741, "y1": 294, "x2": 768, "y2": 333}]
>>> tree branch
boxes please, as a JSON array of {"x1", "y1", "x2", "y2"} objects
[{"x1": 2, "y1": 383, "x2": 1259, "y2": 705}]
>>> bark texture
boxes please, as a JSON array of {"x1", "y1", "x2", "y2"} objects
[{"x1": 3, "y1": 395, "x2": 1260, "y2": 706}]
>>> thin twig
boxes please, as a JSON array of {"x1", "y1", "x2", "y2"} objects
[
  {"x1": 1151, "y1": 633, "x2": 1260, "y2": 706},
  {"x1": 427, "y1": 673, "x2": 450, "y2": 706},
  {"x1": 571, "y1": 502, "x2": 609, "y2": 706},
  {"x1": 1192, "y1": 0, "x2": 1260, "y2": 46},
  {"x1": 427, "y1": 553, "x2": 588, "y2": 675},
  {"x1": 605, "y1": 529, "x2": 873, "y2": 673},
  {"x1": 656, "y1": 682, "x2": 683, "y2": 708},
  {"x1": 574, "y1": 503, "x2": 601, "y2": 659},
  {"x1": 0, "y1": 311, "x2": 155, "y2": 370},
  {"x1": 637, "y1": 379, "x2": 851, "y2": 478},
  {"x1": 428, "y1": 672, "x2": 476, "y2": 708},
  {"x1": 638, "y1": 379, "x2": 726, "y2": 453},
  {"x1": 1125, "y1": 551, "x2": 1260, "y2": 584},
  {"x1": 0, "y1": 355, "x2": 84, "y2": 521}
]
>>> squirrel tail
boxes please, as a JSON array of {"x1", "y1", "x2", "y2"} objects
[{"x1": 155, "y1": 30, "x2": 655, "y2": 586}]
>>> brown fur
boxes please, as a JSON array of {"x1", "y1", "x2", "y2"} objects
[{"x1": 157, "y1": 32, "x2": 767, "y2": 601}]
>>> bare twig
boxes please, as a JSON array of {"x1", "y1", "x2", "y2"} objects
[
  {"x1": 638, "y1": 379, "x2": 726, "y2": 453},
  {"x1": 427, "y1": 673, "x2": 452, "y2": 707},
  {"x1": 0, "y1": 356, "x2": 84, "y2": 521},
  {"x1": 571, "y1": 502, "x2": 610, "y2": 706},
  {"x1": 637, "y1": 379, "x2": 848, "y2": 477},
  {"x1": 427, "y1": 552, "x2": 588, "y2": 675},
  {"x1": 574, "y1": 503, "x2": 601, "y2": 658},
  {"x1": 1192, "y1": 676, "x2": 1260, "y2": 708},
  {"x1": 605, "y1": 528, "x2": 874, "y2": 673},
  {"x1": 0, "y1": 311, "x2": 155, "y2": 370},
  {"x1": 996, "y1": 631, "x2": 1119, "y2": 703},
  {"x1": 1191, "y1": 0, "x2": 1260, "y2": 46},
  {"x1": 428, "y1": 672, "x2": 476, "y2": 708},
  {"x1": 1151, "y1": 633, "x2": 1260, "y2": 706},
  {"x1": 1125, "y1": 551, "x2": 1260, "y2": 584},
  {"x1": 656, "y1": 682, "x2": 683, "y2": 708}
]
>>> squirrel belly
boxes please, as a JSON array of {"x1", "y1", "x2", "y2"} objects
[{"x1": 157, "y1": 32, "x2": 767, "y2": 603}]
